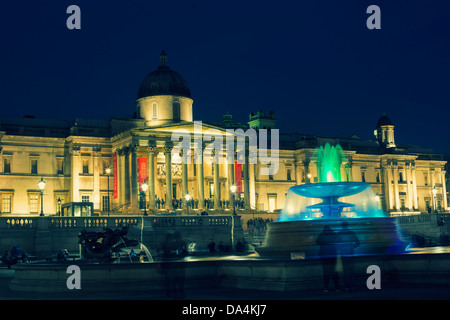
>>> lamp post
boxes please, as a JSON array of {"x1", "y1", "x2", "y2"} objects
[
  {"x1": 432, "y1": 186, "x2": 438, "y2": 213},
  {"x1": 185, "y1": 194, "x2": 191, "y2": 215},
  {"x1": 57, "y1": 197, "x2": 62, "y2": 216},
  {"x1": 38, "y1": 177, "x2": 46, "y2": 217},
  {"x1": 105, "y1": 167, "x2": 112, "y2": 216},
  {"x1": 141, "y1": 181, "x2": 148, "y2": 216},
  {"x1": 230, "y1": 184, "x2": 237, "y2": 215}
]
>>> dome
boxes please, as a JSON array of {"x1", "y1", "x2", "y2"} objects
[
  {"x1": 137, "y1": 51, "x2": 191, "y2": 100},
  {"x1": 376, "y1": 114, "x2": 393, "y2": 128}
]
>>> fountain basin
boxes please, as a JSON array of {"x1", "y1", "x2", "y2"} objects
[{"x1": 255, "y1": 217, "x2": 407, "y2": 259}]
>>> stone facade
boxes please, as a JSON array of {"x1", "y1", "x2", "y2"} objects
[{"x1": 0, "y1": 52, "x2": 447, "y2": 216}]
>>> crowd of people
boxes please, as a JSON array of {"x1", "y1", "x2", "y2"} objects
[
  {"x1": 245, "y1": 217, "x2": 274, "y2": 236},
  {"x1": 154, "y1": 197, "x2": 247, "y2": 211}
]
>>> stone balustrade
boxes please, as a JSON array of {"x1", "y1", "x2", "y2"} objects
[{"x1": 0, "y1": 215, "x2": 243, "y2": 258}]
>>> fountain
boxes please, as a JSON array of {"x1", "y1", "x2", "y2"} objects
[{"x1": 256, "y1": 143, "x2": 407, "y2": 258}]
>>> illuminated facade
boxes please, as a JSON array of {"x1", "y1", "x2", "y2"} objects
[{"x1": 0, "y1": 52, "x2": 447, "y2": 216}]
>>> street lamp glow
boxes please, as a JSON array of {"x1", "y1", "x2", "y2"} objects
[
  {"x1": 141, "y1": 181, "x2": 148, "y2": 216},
  {"x1": 38, "y1": 177, "x2": 46, "y2": 216},
  {"x1": 185, "y1": 193, "x2": 191, "y2": 215},
  {"x1": 38, "y1": 177, "x2": 46, "y2": 191},
  {"x1": 105, "y1": 167, "x2": 112, "y2": 175},
  {"x1": 230, "y1": 185, "x2": 237, "y2": 215}
]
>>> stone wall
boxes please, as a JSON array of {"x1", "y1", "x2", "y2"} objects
[
  {"x1": 396, "y1": 213, "x2": 450, "y2": 244},
  {"x1": 0, "y1": 215, "x2": 244, "y2": 258}
]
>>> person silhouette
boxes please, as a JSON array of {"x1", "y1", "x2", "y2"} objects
[
  {"x1": 336, "y1": 221, "x2": 360, "y2": 292},
  {"x1": 316, "y1": 226, "x2": 340, "y2": 292}
]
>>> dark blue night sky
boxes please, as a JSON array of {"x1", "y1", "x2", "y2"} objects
[{"x1": 1, "y1": 1, "x2": 449, "y2": 154}]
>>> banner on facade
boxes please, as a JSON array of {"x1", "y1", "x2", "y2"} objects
[
  {"x1": 113, "y1": 153, "x2": 118, "y2": 199},
  {"x1": 138, "y1": 157, "x2": 147, "y2": 191},
  {"x1": 235, "y1": 162, "x2": 243, "y2": 193}
]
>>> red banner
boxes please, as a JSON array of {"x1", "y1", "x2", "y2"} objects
[
  {"x1": 113, "y1": 153, "x2": 118, "y2": 199},
  {"x1": 235, "y1": 162, "x2": 243, "y2": 193},
  {"x1": 138, "y1": 157, "x2": 147, "y2": 191}
]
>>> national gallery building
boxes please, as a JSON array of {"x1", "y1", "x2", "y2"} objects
[{"x1": 0, "y1": 52, "x2": 447, "y2": 216}]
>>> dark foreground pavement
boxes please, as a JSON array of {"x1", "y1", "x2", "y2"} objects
[{"x1": 1, "y1": 267, "x2": 450, "y2": 300}]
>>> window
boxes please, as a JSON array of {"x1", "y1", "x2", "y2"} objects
[
  {"x1": 82, "y1": 160, "x2": 89, "y2": 174},
  {"x1": 102, "y1": 195, "x2": 110, "y2": 212},
  {"x1": 3, "y1": 158, "x2": 11, "y2": 173},
  {"x1": 29, "y1": 195, "x2": 39, "y2": 213},
  {"x1": 400, "y1": 198, "x2": 406, "y2": 210},
  {"x1": 152, "y1": 103, "x2": 158, "y2": 119},
  {"x1": 2, "y1": 195, "x2": 11, "y2": 213},
  {"x1": 268, "y1": 195, "x2": 277, "y2": 213},
  {"x1": 209, "y1": 182, "x2": 214, "y2": 199},
  {"x1": 361, "y1": 172, "x2": 366, "y2": 182},
  {"x1": 376, "y1": 172, "x2": 380, "y2": 183},
  {"x1": 31, "y1": 159, "x2": 38, "y2": 175},
  {"x1": 269, "y1": 174, "x2": 274, "y2": 181},
  {"x1": 287, "y1": 168, "x2": 292, "y2": 181},
  {"x1": 438, "y1": 200, "x2": 442, "y2": 211},
  {"x1": 82, "y1": 195, "x2": 90, "y2": 203},
  {"x1": 57, "y1": 159, "x2": 64, "y2": 175},
  {"x1": 173, "y1": 101, "x2": 180, "y2": 120},
  {"x1": 399, "y1": 172, "x2": 404, "y2": 182}
]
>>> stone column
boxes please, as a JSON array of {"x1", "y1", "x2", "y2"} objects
[
  {"x1": 181, "y1": 149, "x2": 189, "y2": 204},
  {"x1": 227, "y1": 157, "x2": 235, "y2": 209},
  {"x1": 164, "y1": 145, "x2": 173, "y2": 210},
  {"x1": 430, "y1": 169, "x2": 436, "y2": 210},
  {"x1": 431, "y1": 169, "x2": 436, "y2": 189},
  {"x1": 213, "y1": 150, "x2": 220, "y2": 209},
  {"x1": 196, "y1": 148, "x2": 205, "y2": 210},
  {"x1": 406, "y1": 164, "x2": 413, "y2": 210},
  {"x1": 92, "y1": 148, "x2": 101, "y2": 211},
  {"x1": 304, "y1": 160, "x2": 311, "y2": 183},
  {"x1": 294, "y1": 161, "x2": 302, "y2": 185},
  {"x1": 347, "y1": 160, "x2": 353, "y2": 182},
  {"x1": 130, "y1": 145, "x2": 139, "y2": 211},
  {"x1": 412, "y1": 165, "x2": 418, "y2": 210},
  {"x1": 147, "y1": 146, "x2": 157, "y2": 210},
  {"x1": 442, "y1": 171, "x2": 448, "y2": 210},
  {"x1": 385, "y1": 164, "x2": 394, "y2": 211},
  {"x1": 118, "y1": 148, "x2": 126, "y2": 208},
  {"x1": 70, "y1": 146, "x2": 81, "y2": 203},
  {"x1": 124, "y1": 147, "x2": 131, "y2": 205},
  {"x1": 393, "y1": 165, "x2": 400, "y2": 210},
  {"x1": 243, "y1": 151, "x2": 250, "y2": 210}
]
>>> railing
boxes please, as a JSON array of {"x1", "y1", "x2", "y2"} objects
[
  {"x1": 0, "y1": 215, "x2": 235, "y2": 230},
  {"x1": 49, "y1": 217, "x2": 139, "y2": 229},
  {"x1": 5, "y1": 218, "x2": 37, "y2": 229},
  {"x1": 151, "y1": 215, "x2": 233, "y2": 227},
  {"x1": 396, "y1": 214, "x2": 437, "y2": 224}
]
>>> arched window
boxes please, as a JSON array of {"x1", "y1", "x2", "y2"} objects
[{"x1": 173, "y1": 101, "x2": 180, "y2": 120}]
